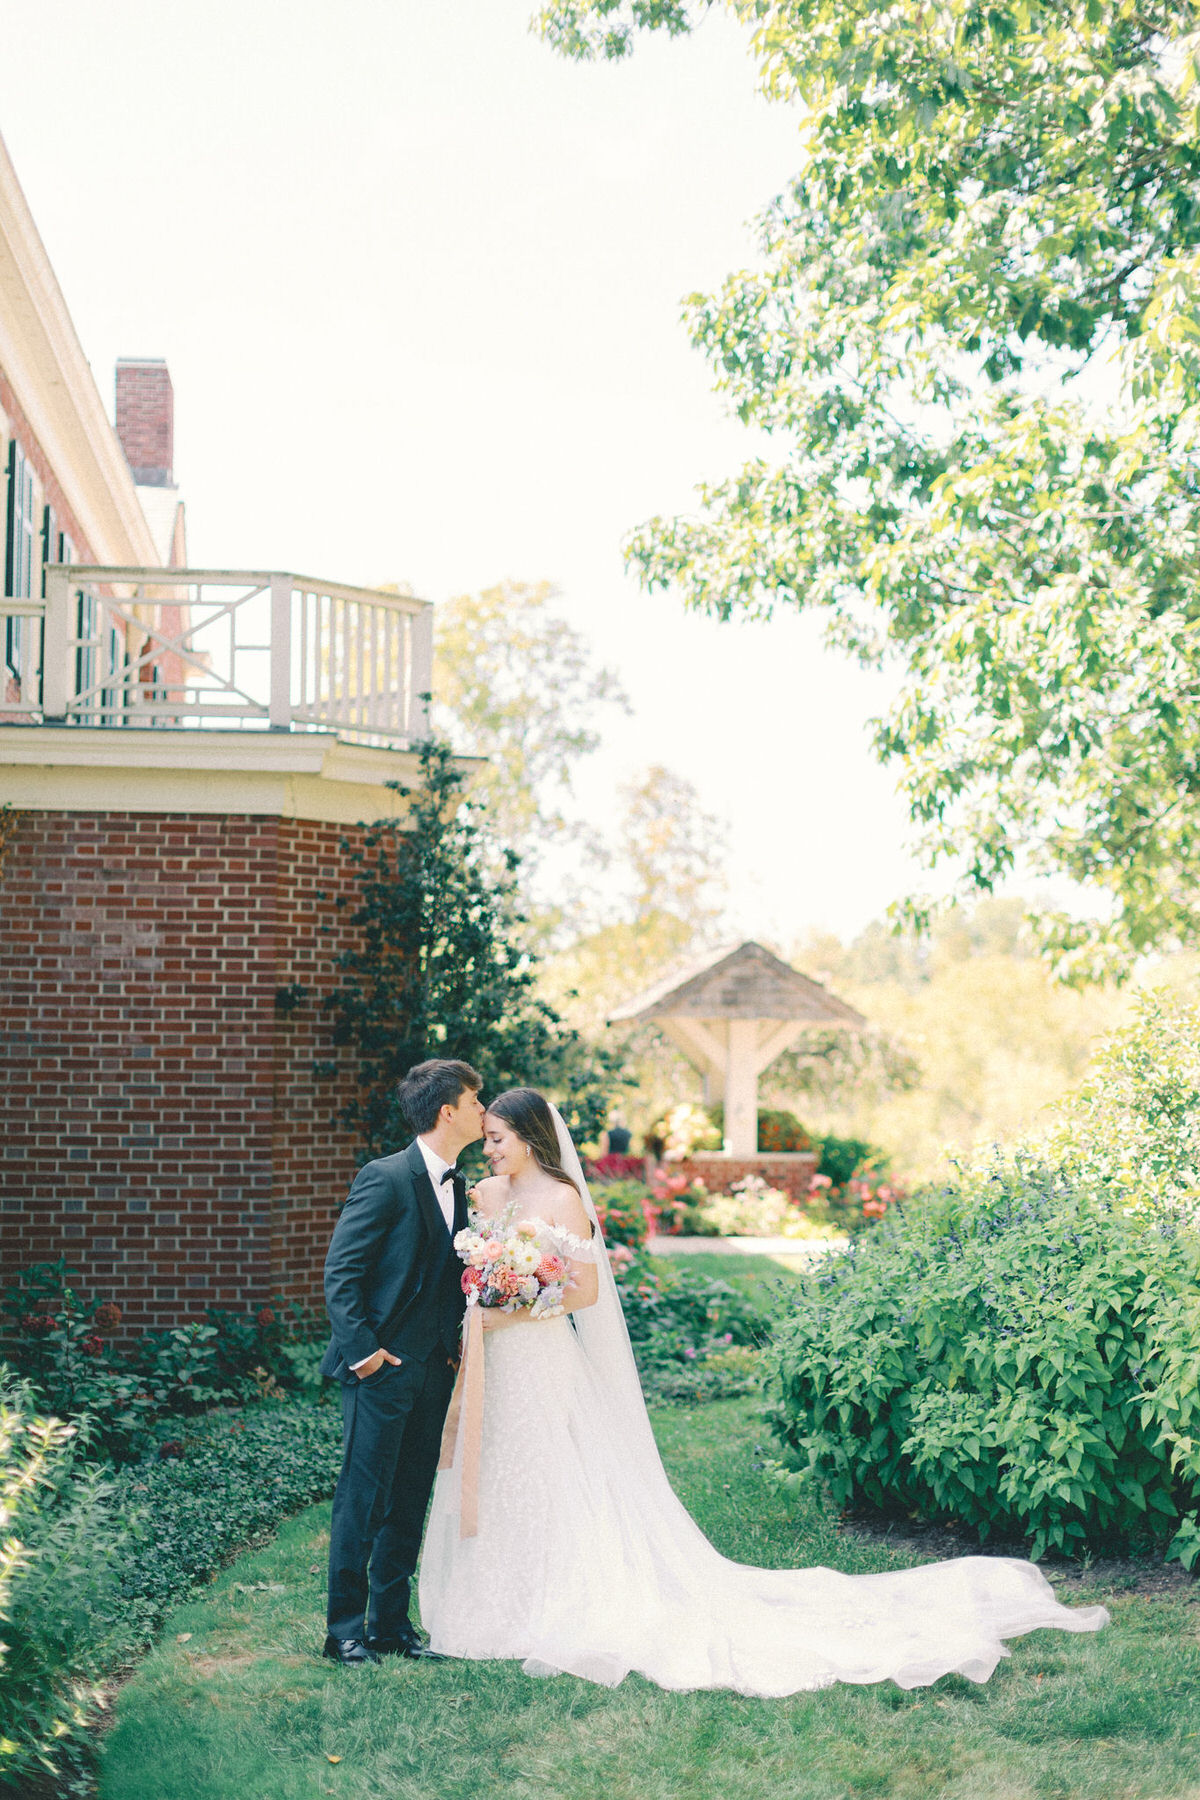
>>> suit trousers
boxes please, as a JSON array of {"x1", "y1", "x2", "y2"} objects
[{"x1": 326, "y1": 1350, "x2": 456, "y2": 1642}]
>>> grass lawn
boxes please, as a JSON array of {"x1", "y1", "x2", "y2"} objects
[{"x1": 100, "y1": 1396, "x2": 1200, "y2": 1800}]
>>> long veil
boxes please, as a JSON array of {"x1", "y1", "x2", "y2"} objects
[
  {"x1": 547, "y1": 1103, "x2": 751, "y2": 1551},
  {"x1": 421, "y1": 1104, "x2": 1109, "y2": 1693}
]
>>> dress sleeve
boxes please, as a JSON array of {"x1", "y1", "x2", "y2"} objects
[{"x1": 548, "y1": 1222, "x2": 598, "y2": 1261}]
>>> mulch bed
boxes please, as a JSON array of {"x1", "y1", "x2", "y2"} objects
[{"x1": 838, "y1": 1509, "x2": 1198, "y2": 1599}]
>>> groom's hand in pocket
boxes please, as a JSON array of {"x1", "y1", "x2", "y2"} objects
[{"x1": 354, "y1": 1349, "x2": 402, "y2": 1379}]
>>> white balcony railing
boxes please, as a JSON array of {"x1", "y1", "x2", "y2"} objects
[{"x1": 0, "y1": 567, "x2": 432, "y2": 746}]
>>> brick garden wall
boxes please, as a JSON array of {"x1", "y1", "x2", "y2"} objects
[
  {"x1": 674, "y1": 1153, "x2": 818, "y2": 1202},
  {"x1": 0, "y1": 808, "x2": 368, "y2": 1334}
]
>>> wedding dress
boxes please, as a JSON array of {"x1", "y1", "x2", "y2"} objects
[{"x1": 418, "y1": 1112, "x2": 1107, "y2": 1694}]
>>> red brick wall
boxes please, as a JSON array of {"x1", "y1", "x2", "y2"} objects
[
  {"x1": 114, "y1": 360, "x2": 173, "y2": 486},
  {"x1": 672, "y1": 1154, "x2": 818, "y2": 1202},
  {"x1": 0, "y1": 808, "x2": 368, "y2": 1334},
  {"x1": 270, "y1": 816, "x2": 364, "y2": 1320}
]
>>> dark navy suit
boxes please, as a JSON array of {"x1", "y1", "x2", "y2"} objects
[{"x1": 322, "y1": 1137, "x2": 468, "y2": 1643}]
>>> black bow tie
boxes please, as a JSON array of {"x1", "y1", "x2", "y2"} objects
[{"x1": 439, "y1": 1165, "x2": 462, "y2": 1185}]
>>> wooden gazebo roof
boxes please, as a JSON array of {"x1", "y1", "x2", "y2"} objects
[{"x1": 608, "y1": 939, "x2": 865, "y2": 1029}]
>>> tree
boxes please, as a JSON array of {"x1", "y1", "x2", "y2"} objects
[
  {"x1": 780, "y1": 898, "x2": 1130, "y2": 1179},
  {"x1": 433, "y1": 580, "x2": 626, "y2": 884},
  {"x1": 536, "y1": 0, "x2": 1200, "y2": 978},
  {"x1": 321, "y1": 738, "x2": 626, "y2": 1160},
  {"x1": 543, "y1": 764, "x2": 729, "y2": 1126}
]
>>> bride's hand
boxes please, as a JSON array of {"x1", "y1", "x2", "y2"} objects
[{"x1": 480, "y1": 1307, "x2": 525, "y2": 1332}]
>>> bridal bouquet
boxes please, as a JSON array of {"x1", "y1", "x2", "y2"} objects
[{"x1": 453, "y1": 1215, "x2": 569, "y2": 1319}]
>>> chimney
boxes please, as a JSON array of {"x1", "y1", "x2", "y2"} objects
[{"x1": 115, "y1": 358, "x2": 174, "y2": 487}]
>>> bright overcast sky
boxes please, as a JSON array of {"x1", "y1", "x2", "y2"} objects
[{"x1": 1, "y1": 0, "x2": 923, "y2": 945}]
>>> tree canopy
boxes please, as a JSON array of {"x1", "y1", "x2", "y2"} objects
[
  {"x1": 536, "y1": 0, "x2": 1200, "y2": 978},
  {"x1": 433, "y1": 579, "x2": 625, "y2": 882}
]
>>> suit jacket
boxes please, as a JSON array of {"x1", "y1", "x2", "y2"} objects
[{"x1": 320, "y1": 1138, "x2": 467, "y2": 1383}]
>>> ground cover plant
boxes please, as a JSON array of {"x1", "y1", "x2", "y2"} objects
[{"x1": 98, "y1": 1396, "x2": 1200, "y2": 1800}]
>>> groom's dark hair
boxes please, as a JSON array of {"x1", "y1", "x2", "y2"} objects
[{"x1": 397, "y1": 1059, "x2": 483, "y2": 1134}]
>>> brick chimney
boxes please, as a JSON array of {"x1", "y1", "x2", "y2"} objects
[{"x1": 115, "y1": 358, "x2": 174, "y2": 487}]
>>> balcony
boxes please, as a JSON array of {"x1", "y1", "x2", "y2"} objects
[{"x1": 1, "y1": 566, "x2": 433, "y2": 747}]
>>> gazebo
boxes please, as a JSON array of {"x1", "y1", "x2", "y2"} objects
[{"x1": 609, "y1": 941, "x2": 866, "y2": 1175}]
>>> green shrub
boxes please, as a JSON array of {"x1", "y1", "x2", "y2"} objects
[
  {"x1": 815, "y1": 1133, "x2": 885, "y2": 1189},
  {"x1": 0, "y1": 1373, "x2": 132, "y2": 1791},
  {"x1": 765, "y1": 1156, "x2": 1200, "y2": 1560},
  {"x1": 0, "y1": 1385, "x2": 341, "y2": 1794},
  {"x1": 593, "y1": 1179, "x2": 654, "y2": 1249},
  {"x1": 1, "y1": 1263, "x2": 330, "y2": 1464}
]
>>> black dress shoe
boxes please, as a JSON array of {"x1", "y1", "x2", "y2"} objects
[
  {"x1": 322, "y1": 1635, "x2": 380, "y2": 1666},
  {"x1": 368, "y1": 1631, "x2": 447, "y2": 1662}
]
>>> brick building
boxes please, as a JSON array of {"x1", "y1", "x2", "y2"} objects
[{"x1": 0, "y1": 127, "x2": 437, "y2": 1331}]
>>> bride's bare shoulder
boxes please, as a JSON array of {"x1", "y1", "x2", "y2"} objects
[
  {"x1": 544, "y1": 1179, "x2": 594, "y2": 1241},
  {"x1": 468, "y1": 1174, "x2": 508, "y2": 1217}
]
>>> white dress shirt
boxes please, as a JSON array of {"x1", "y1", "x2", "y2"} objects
[
  {"x1": 417, "y1": 1135, "x2": 458, "y2": 1231},
  {"x1": 350, "y1": 1136, "x2": 458, "y2": 1372}
]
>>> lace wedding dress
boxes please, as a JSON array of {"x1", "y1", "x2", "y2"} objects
[{"x1": 418, "y1": 1114, "x2": 1107, "y2": 1694}]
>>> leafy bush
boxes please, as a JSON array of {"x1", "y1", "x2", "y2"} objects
[
  {"x1": 642, "y1": 1345, "x2": 765, "y2": 1406},
  {"x1": 0, "y1": 1382, "x2": 342, "y2": 1794},
  {"x1": 816, "y1": 1133, "x2": 885, "y2": 1189},
  {"x1": 593, "y1": 1179, "x2": 655, "y2": 1249},
  {"x1": 1, "y1": 1263, "x2": 331, "y2": 1463},
  {"x1": 756, "y1": 1109, "x2": 814, "y2": 1153},
  {"x1": 765, "y1": 1155, "x2": 1200, "y2": 1560},
  {"x1": 0, "y1": 1374, "x2": 132, "y2": 1790},
  {"x1": 1047, "y1": 987, "x2": 1200, "y2": 1215},
  {"x1": 705, "y1": 1105, "x2": 813, "y2": 1153}
]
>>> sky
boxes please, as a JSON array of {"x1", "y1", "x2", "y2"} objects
[{"x1": 2, "y1": 0, "x2": 922, "y2": 945}]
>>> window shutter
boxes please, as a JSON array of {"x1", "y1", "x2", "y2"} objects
[
  {"x1": 41, "y1": 503, "x2": 58, "y2": 585},
  {"x1": 5, "y1": 439, "x2": 18, "y2": 596}
]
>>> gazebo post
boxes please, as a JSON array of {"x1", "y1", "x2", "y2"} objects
[{"x1": 725, "y1": 1019, "x2": 760, "y2": 1155}]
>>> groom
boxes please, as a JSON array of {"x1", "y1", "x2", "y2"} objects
[{"x1": 320, "y1": 1057, "x2": 484, "y2": 1666}]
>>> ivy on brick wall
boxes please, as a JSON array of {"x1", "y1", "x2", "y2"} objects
[
  {"x1": 319, "y1": 737, "x2": 626, "y2": 1163},
  {"x1": 0, "y1": 802, "x2": 19, "y2": 881}
]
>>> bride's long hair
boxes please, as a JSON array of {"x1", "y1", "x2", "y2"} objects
[{"x1": 486, "y1": 1088, "x2": 581, "y2": 1195}]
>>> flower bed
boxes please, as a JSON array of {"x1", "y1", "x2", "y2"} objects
[{"x1": 609, "y1": 1246, "x2": 771, "y2": 1403}]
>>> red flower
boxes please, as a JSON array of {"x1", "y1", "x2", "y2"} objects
[
  {"x1": 94, "y1": 1302, "x2": 122, "y2": 1331},
  {"x1": 81, "y1": 1334, "x2": 104, "y2": 1357},
  {"x1": 461, "y1": 1267, "x2": 484, "y2": 1295},
  {"x1": 20, "y1": 1313, "x2": 57, "y2": 1336},
  {"x1": 255, "y1": 1307, "x2": 276, "y2": 1328}
]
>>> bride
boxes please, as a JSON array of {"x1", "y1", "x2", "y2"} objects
[{"x1": 418, "y1": 1088, "x2": 1107, "y2": 1694}]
